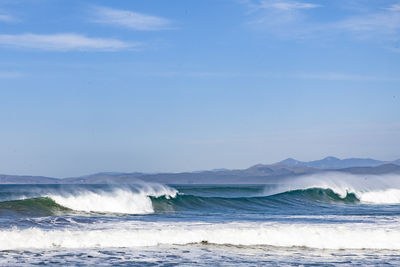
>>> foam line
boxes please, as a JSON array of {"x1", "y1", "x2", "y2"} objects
[{"x1": 1, "y1": 223, "x2": 400, "y2": 250}]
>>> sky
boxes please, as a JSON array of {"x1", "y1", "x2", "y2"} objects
[{"x1": 0, "y1": 0, "x2": 399, "y2": 177}]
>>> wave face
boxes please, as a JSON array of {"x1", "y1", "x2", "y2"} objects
[
  {"x1": 0, "y1": 197, "x2": 70, "y2": 216},
  {"x1": 263, "y1": 172, "x2": 400, "y2": 205},
  {"x1": 47, "y1": 184, "x2": 177, "y2": 214},
  {"x1": 2, "y1": 175, "x2": 400, "y2": 265},
  {"x1": 1, "y1": 174, "x2": 400, "y2": 216},
  {"x1": 0, "y1": 183, "x2": 178, "y2": 215},
  {"x1": 0, "y1": 188, "x2": 359, "y2": 216}
]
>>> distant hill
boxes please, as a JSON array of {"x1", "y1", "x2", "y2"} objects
[
  {"x1": 0, "y1": 156, "x2": 399, "y2": 184},
  {"x1": 0, "y1": 174, "x2": 58, "y2": 184},
  {"x1": 277, "y1": 156, "x2": 396, "y2": 169},
  {"x1": 336, "y1": 164, "x2": 400, "y2": 175},
  {"x1": 0, "y1": 164, "x2": 318, "y2": 184},
  {"x1": 244, "y1": 163, "x2": 317, "y2": 176}
]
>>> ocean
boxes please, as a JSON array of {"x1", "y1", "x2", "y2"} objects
[{"x1": 1, "y1": 172, "x2": 400, "y2": 266}]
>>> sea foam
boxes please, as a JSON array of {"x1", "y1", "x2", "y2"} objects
[
  {"x1": 1, "y1": 222, "x2": 400, "y2": 250},
  {"x1": 47, "y1": 183, "x2": 177, "y2": 214},
  {"x1": 266, "y1": 173, "x2": 400, "y2": 204}
]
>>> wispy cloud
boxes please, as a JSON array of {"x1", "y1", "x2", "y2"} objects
[
  {"x1": 91, "y1": 6, "x2": 171, "y2": 31},
  {"x1": 334, "y1": 7, "x2": 400, "y2": 37},
  {"x1": 244, "y1": 1, "x2": 400, "y2": 47},
  {"x1": 386, "y1": 4, "x2": 400, "y2": 12},
  {"x1": 0, "y1": 13, "x2": 18, "y2": 23},
  {"x1": 0, "y1": 71, "x2": 23, "y2": 78},
  {"x1": 245, "y1": 0, "x2": 320, "y2": 38},
  {"x1": 128, "y1": 70, "x2": 399, "y2": 82},
  {"x1": 290, "y1": 72, "x2": 400, "y2": 82},
  {"x1": 0, "y1": 33, "x2": 134, "y2": 51},
  {"x1": 259, "y1": 0, "x2": 319, "y2": 11}
]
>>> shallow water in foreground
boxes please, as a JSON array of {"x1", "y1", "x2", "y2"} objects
[{"x1": 1, "y1": 172, "x2": 400, "y2": 266}]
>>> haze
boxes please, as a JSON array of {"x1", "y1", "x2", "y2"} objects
[{"x1": 0, "y1": 0, "x2": 399, "y2": 177}]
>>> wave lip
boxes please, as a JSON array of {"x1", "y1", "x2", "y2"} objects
[
  {"x1": 263, "y1": 173, "x2": 400, "y2": 205},
  {"x1": 1, "y1": 222, "x2": 400, "y2": 250}
]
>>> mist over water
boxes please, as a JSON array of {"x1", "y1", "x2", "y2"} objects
[
  {"x1": 47, "y1": 184, "x2": 177, "y2": 214},
  {"x1": 264, "y1": 172, "x2": 400, "y2": 204}
]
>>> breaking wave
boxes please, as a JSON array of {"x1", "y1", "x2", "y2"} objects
[
  {"x1": 264, "y1": 172, "x2": 400, "y2": 205},
  {"x1": 1, "y1": 173, "x2": 400, "y2": 216},
  {"x1": 0, "y1": 183, "x2": 178, "y2": 215},
  {"x1": 47, "y1": 184, "x2": 177, "y2": 214}
]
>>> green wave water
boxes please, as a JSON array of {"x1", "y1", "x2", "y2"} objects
[
  {"x1": 0, "y1": 197, "x2": 71, "y2": 216},
  {"x1": 0, "y1": 187, "x2": 360, "y2": 216},
  {"x1": 1, "y1": 182, "x2": 400, "y2": 266}
]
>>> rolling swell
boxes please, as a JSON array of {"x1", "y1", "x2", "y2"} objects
[
  {"x1": 0, "y1": 183, "x2": 178, "y2": 216},
  {"x1": 0, "y1": 188, "x2": 359, "y2": 216},
  {"x1": 151, "y1": 188, "x2": 360, "y2": 213},
  {"x1": 279, "y1": 188, "x2": 359, "y2": 203},
  {"x1": 0, "y1": 186, "x2": 392, "y2": 217}
]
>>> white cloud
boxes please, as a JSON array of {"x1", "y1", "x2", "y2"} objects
[
  {"x1": 386, "y1": 4, "x2": 400, "y2": 11},
  {"x1": 245, "y1": 0, "x2": 320, "y2": 38},
  {"x1": 244, "y1": 1, "x2": 400, "y2": 46},
  {"x1": 128, "y1": 70, "x2": 399, "y2": 82},
  {"x1": 260, "y1": 0, "x2": 319, "y2": 10},
  {"x1": 290, "y1": 72, "x2": 400, "y2": 82},
  {"x1": 335, "y1": 8, "x2": 400, "y2": 36},
  {"x1": 0, "y1": 33, "x2": 134, "y2": 51},
  {"x1": 0, "y1": 13, "x2": 17, "y2": 23},
  {"x1": 0, "y1": 71, "x2": 23, "y2": 78},
  {"x1": 92, "y1": 6, "x2": 171, "y2": 31}
]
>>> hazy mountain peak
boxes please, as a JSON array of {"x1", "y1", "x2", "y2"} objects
[
  {"x1": 322, "y1": 156, "x2": 340, "y2": 161},
  {"x1": 278, "y1": 158, "x2": 302, "y2": 166},
  {"x1": 274, "y1": 156, "x2": 393, "y2": 169}
]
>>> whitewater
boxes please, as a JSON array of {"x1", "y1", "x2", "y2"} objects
[
  {"x1": 47, "y1": 183, "x2": 177, "y2": 214},
  {"x1": 2, "y1": 173, "x2": 400, "y2": 265},
  {"x1": 2, "y1": 221, "x2": 400, "y2": 250}
]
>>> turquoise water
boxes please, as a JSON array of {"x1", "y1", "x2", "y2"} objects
[{"x1": 1, "y1": 175, "x2": 400, "y2": 266}]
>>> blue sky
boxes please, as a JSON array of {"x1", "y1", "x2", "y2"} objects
[{"x1": 0, "y1": 0, "x2": 399, "y2": 177}]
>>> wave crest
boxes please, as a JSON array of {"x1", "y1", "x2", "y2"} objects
[
  {"x1": 265, "y1": 173, "x2": 400, "y2": 204},
  {"x1": 47, "y1": 184, "x2": 178, "y2": 214}
]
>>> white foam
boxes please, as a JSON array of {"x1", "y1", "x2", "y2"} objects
[
  {"x1": 1, "y1": 222, "x2": 400, "y2": 250},
  {"x1": 359, "y1": 189, "x2": 400, "y2": 204},
  {"x1": 266, "y1": 173, "x2": 400, "y2": 204},
  {"x1": 47, "y1": 184, "x2": 177, "y2": 214}
]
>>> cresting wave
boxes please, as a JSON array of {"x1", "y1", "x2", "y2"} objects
[
  {"x1": 265, "y1": 173, "x2": 400, "y2": 204},
  {"x1": 1, "y1": 222, "x2": 400, "y2": 250},
  {"x1": 1, "y1": 173, "x2": 400, "y2": 216},
  {"x1": 47, "y1": 184, "x2": 178, "y2": 214},
  {"x1": 0, "y1": 184, "x2": 178, "y2": 215},
  {"x1": 0, "y1": 188, "x2": 358, "y2": 216}
]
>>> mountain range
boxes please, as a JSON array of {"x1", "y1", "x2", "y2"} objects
[
  {"x1": 277, "y1": 156, "x2": 398, "y2": 169},
  {"x1": 0, "y1": 156, "x2": 399, "y2": 184}
]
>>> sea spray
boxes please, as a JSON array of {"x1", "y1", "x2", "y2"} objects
[
  {"x1": 263, "y1": 173, "x2": 400, "y2": 204},
  {"x1": 47, "y1": 184, "x2": 178, "y2": 214}
]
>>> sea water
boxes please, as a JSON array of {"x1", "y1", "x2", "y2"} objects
[{"x1": 1, "y1": 172, "x2": 400, "y2": 266}]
